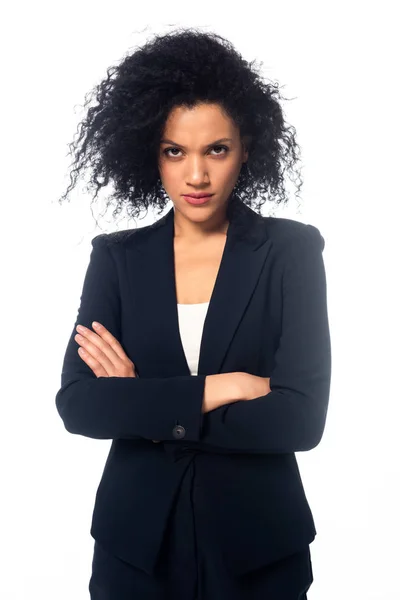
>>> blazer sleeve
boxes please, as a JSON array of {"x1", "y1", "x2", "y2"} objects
[
  {"x1": 55, "y1": 234, "x2": 206, "y2": 441},
  {"x1": 196, "y1": 224, "x2": 331, "y2": 454}
]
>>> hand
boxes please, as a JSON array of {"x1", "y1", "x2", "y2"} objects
[
  {"x1": 74, "y1": 321, "x2": 137, "y2": 378},
  {"x1": 202, "y1": 372, "x2": 271, "y2": 414},
  {"x1": 238, "y1": 373, "x2": 271, "y2": 401}
]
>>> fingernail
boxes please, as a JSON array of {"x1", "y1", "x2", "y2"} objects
[{"x1": 92, "y1": 322, "x2": 100, "y2": 328}]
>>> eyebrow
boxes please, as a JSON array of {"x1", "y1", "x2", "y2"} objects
[{"x1": 160, "y1": 137, "x2": 233, "y2": 148}]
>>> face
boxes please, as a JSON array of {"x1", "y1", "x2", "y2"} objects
[{"x1": 158, "y1": 103, "x2": 249, "y2": 238}]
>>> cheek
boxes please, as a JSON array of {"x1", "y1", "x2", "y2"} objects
[
  {"x1": 158, "y1": 160, "x2": 175, "y2": 179},
  {"x1": 223, "y1": 161, "x2": 242, "y2": 183},
  {"x1": 159, "y1": 169, "x2": 176, "y2": 192}
]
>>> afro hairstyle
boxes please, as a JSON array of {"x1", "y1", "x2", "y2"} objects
[{"x1": 58, "y1": 27, "x2": 304, "y2": 225}]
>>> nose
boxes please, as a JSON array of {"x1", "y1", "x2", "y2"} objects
[{"x1": 185, "y1": 157, "x2": 210, "y2": 185}]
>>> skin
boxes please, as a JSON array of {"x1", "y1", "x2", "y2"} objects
[{"x1": 74, "y1": 103, "x2": 270, "y2": 406}]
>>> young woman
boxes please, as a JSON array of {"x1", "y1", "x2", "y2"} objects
[{"x1": 56, "y1": 27, "x2": 331, "y2": 600}]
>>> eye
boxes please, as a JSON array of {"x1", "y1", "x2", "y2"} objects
[
  {"x1": 163, "y1": 145, "x2": 229, "y2": 158},
  {"x1": 210, "y1": 145, "x2": 229, "y2": 156},
  {"x1": 163, "y1": 147, "x2": 182, "y2": 157}
]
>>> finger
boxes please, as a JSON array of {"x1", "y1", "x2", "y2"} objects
[
  {"x1": 75, "y1": 333, "x2": 115, "y2": 374},
  {"x1": 90, "y1": 322, "x2": 130, "y2": 361},
  {"x1": 76, "y1": 323, "x2": 130, "y2": 365},
  {"x1": 78, "y1": 347, "x2": 109, "y2": 378}
]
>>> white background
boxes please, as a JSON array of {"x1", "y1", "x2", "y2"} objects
[{"x1": 1, "y1": 1, "x2": 399, "y2": 598}]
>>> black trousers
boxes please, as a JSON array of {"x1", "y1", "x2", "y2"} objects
[{"x1": 89, "y1": 459, "x2": 314, "y2": 599}]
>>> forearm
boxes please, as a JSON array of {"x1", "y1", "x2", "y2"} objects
[{"x1": 56, "y1": 374, "x2": 207, "y2": 440}]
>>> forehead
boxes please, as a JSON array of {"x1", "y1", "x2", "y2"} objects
[{"x1": 163, "y1": 103, "x2": 237, "y2": 136}]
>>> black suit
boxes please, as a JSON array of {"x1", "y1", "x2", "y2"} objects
[{"x1": 56, "y1": 198, "x2": 331, "y2": 588}]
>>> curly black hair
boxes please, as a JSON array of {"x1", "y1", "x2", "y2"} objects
[{"x1": 58, "y1": 27, "x2": 304, "y2": 226}]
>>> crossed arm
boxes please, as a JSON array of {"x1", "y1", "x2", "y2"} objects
[{"x1": 56, "y1": 227, "x2": 330, "y2": 453}]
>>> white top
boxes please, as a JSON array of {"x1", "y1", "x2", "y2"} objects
[{"x1": 177, "y1": 302, "x2": 210, "y2": 375}]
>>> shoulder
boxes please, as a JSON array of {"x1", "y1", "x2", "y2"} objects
[
  {"x1": 262, "y1": 216, "x2": 325, "y2": 253},
  {"x1": 90, "y1": 223, "x2": 153, "y2": 248}
]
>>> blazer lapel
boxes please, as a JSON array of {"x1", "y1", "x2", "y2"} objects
[{"x1": 126, "y1": 197, "x2": 273, "y2": 378}]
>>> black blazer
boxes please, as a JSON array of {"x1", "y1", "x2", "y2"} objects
[{"x1": 55, "y1": 198, "x2": 331, "y2": 578}]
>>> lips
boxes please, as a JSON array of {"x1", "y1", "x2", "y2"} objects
[
  {"x1": 183, "y1": 194, "x2": 213, "y2": 198},
  {"x1": 183, "y1": 194, "x2": 213, "y2": 205}
]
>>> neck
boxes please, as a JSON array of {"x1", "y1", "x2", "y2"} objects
[{"x1": 173, "y1": 213, "x2": 230, "y2": 243}]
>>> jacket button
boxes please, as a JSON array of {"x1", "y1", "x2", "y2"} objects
[{"x1": 172, "y1": 425, "x2": 186, "y2": 439}]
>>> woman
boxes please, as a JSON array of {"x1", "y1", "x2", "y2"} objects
[{"x1": 56, "y1": 27, "x2": 331, "y2": 599}]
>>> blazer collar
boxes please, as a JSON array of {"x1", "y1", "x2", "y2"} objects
[{"x1": 127, "y1": 196, "x2": 273, "y2": 377}]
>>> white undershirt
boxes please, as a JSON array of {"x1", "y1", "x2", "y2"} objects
[{"x1": 177, "y1": 302, "x2": 209, "y2": 376}]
